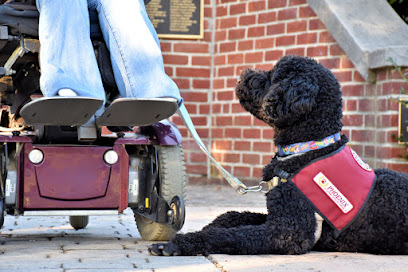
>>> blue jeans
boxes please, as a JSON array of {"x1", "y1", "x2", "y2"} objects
[{"x1": 36, "y1": 0, "x2": 182, "y2": 105}]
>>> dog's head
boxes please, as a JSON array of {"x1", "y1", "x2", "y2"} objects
[{"x1": 236, "y1": 55, "x2": 343, "y2": 145}]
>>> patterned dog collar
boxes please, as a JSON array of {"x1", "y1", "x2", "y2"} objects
[{"x1": 277, "y1": 133, "x2": 341, "y2": 156}]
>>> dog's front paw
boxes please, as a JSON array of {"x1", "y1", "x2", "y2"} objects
[{"x1": 148, "y1": 242, "x2": 181, "y2": 256}]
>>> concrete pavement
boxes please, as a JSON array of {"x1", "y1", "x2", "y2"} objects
[{"x1": 1, "y1": 184, "x2": 407, "y2": 271}]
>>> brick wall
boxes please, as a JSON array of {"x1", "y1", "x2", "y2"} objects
[{"x1": 161, "y1": 0, "x2": 408, "y2": 182}]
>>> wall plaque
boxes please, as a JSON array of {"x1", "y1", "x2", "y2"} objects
[{"x1": 145, "y1": 0, "x2": 203, "y2": 39}]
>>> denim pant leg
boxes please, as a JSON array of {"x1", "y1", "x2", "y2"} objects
[
  {"x1": 88, "y1": 0, "x2": 182, "y2": 105},
  {"x1": 36, "y1": 0, "x2": 105, "y2": 102}
]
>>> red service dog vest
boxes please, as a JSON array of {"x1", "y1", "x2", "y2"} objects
[{"x1": 291, "y1": 145, "x2": 376, "y2": 233}]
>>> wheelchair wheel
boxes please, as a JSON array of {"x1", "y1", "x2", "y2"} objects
[
  {"x1": 0, "y1": 197, "x2": 4, "y2": 228},
  {"x1": 69, "y1": 215, "x2": 89, "y2": 230},
  {"x1": 134, "y1": 145, "x2": 187, "y2": 241}
]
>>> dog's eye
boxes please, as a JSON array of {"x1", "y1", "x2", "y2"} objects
[{"x1": 236, "y1": 76, "x2": 241, "y2": 84}]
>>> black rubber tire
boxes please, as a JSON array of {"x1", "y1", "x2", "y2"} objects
[
  {"x1": 135, "y1": 145, "x2": 187, "y2": 241},
  {"x1": 0, "y1": 198, "x2": 4, "y2": 228},
  {"x1": 69, "y1": 215, "x2": 89, "y2": 230}
]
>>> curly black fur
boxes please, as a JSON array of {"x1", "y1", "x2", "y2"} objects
[{"x1": 149, "y1": 55, "x2": 408, "y2": 256}]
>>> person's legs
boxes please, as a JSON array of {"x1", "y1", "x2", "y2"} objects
[
  {"x1": 87, "y1": 0, "x2": 182, "y2": 105},
  {"x1": 36, "y1": 0, "x2": 105, "y2": 102}
]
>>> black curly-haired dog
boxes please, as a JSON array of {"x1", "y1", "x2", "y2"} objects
[{"x1": 149, "y1": 55, "x2": 408, "y2": 256}]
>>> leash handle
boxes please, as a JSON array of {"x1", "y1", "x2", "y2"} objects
[{"x1": 177, "y1": 104, "x2": 253, "y2": 195}]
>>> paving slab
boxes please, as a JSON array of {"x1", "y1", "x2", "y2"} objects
[{"x1": 0, "y1": 184, "x2": 407, "y2": 271}]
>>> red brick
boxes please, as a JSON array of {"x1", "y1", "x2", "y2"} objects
[
  {"x1": 243, "y1": 154, "x2": 260, "y2": 164},
  {"x1": 344, "y1": 99, "x2": 357, "y2": 111},
  {"x1": 222, "y1": 153, "x2": 241, "y2": 163},
  {"x1": 228, "y1": 53, "x2": 244, "y2": 64},
  {"x1": 228, "y1": 28, "x2": 246, "y2": 40},
  {"x1": 204, "y1": 7, "x2": 213, "y2": 17},
  {"x1": 342, "y1": 114, "x2": 363, "y2": 126},
  {"x1": 225, "y1": 128, "x2": 242, "y2": 138},
  {"x1": 319, "y1": 31, "x2": 336, "y2": 43},
  {"x1": 285, "y1": 48, "x2": 305, "y2": 56},
  {"x1": 216, "y1": 6, "x2": 228, "y2": 16},
  {"x1": 220, "y1": 42, "x2": 236, "y2": 53},
  {"x1": 213, "y1": 78, "x2": 225, "y2": 89},
  {"x1": 358, "y1": 98, "x2": 375, "y2": 111},
  {"x1": 164, "y1": 67, "x2": 173, "y2": 76},
  {"x1": 192, "y1": 56, "x2": 211, "y2": 66},
  {"x1": 234, "y1": 166, "x2": 251, "y2": 177},
  {"x1": 353, "y1": 71, "x2": 366, "y2": 82},
  {"x1": 177, "y1": 67, "x2": 210, "y2": 78},
  {"x1": 193, "y1": 79, "x2": 210, "y2": 89},
  {"x1": 265, "y1": 49, "x2": 284, "y2": 61},
  {"x1": 248, "y1": 26, "x2": 265, "y2": 37},
  {"x1": 235, "y1": 141, "x2": 251, "y2": 151},
  {"x1": 342, "y1": 85, "x2": 364, "y2": 96},
  {"x1": 318, "y1": 58, "x2": 340, "y2": 69},
  {"x1": 255, "y1": 38, "x2": 275, "y2": 49},
  {"x1": 351, "y1": 130, "x2": 375, "y2": 142},
  {"x1": 341, "y1": 57, "x2": 355, "y2": 69},
  {"x1": 218, "y1": 66, "x2": 235, "y2": 77},
  {"x1": 263, "y1": 129, "x2": 274, "y2": 139},
  {"x1": 287, "y1": 20, "x2": 307, "y2": 33},
  {"x1": 215, "y1": 30, "x2": 227, "y2": 41},
  {"x1": 267, "y1": 23, "x2": 286, "y2": 35},
  {"x1": 330, "y1": 44, "x2": 345, "y2": 56},
  {"x1": 268, "y1": 0, "x2": 286, "y2": 9},
  {"x1": 214, "y1": 55, "x2": 226, "y2": 66},
  {"x1": 307, "y1": 46, "x2": 328, "y2": 57},
  {"x1": 239, "y1": 15, "x2": 256, "y2": 26},
  {"x1": 190, "y1": 116, "x2": 208, "y2": 126},
  {"x1": 333, "y1": 71, "x2": 353, "y2": 82},
  {"x1": 258, "y1": 11, "x2": 277, "y2": 24},
  {"x1": 365, "y1": 115, "x2": 375, "y2": 127},
  {"x1": 276, "y1": 35, "x2": 296, "y2": 47},
  {"x1": 289, "y1": 0, "x2": 306, "y2": 5},
  {"x1": 190, "y1": 152, "x2": 207, "y2": 163},
  {"x1": 249, "y1": 0, "x2": 266, "y2": 12},
  {"x1": 309, "y1": 19, "x2": 326, "y2": 30},
  {"x1": 232, "y1": 103, "x2": 245, "y2": 113},
  {"x1": 222, "y1": 103, "x2": 231, "y2": 113},
  {"x1": 174, "y1": 78, "x2": 190, "y2": 89},
  {"x1": 297, "y1": 32, "x2": 317, "y2": 44},
  {"x1": 244, "y1": 128, "x2": 261, "y2": 138},
  {"x1": 160, "y1": 42, "x2": 171, "y2": 52},
  {"x1": 186, "y1": 165, "x2": 207, "y2": 175},
  {"x1": 387, "y1": 163, "x2": 408, "y2": 173},
  {"x1": 235, "y1": 116, "x2": 252, "y2": 126},
  {"x1": 278, "y1": 8, "x2": 297, "y2": 21},
  {"x1": 211, "y1": 128, "x2": 223, "y2": 138},
  {"x1": 213, "y1": 140, "x2": 233, "y2": 150},
  {"x1": 218, "y1": 90, "x2": 235, "y2": 100},
  {"x1": 253, "y1": 142, "x2": 272, "y2": 152},
  {"x1": 299, "y1": 6, "x2": 316, "y2": 17},
  {"x1": 238, "y1": 40, "x2": 254, "y2": 51},
  {"x1": 216, "y1": 116, "x2": 233, "y2": 126},
  {"x1": 174, "y1": 43, "x2": 209, "y2": 53},
  {"x1": 220, "y1": 17, "x2": 237, "y2": 29},
  {"x1": 230, "y1": 3, "x2": 246, "y2": 15},
  {"x1": 199, "y1": 104, "x2": 210, "y2": 115},
  {"x1": 180, "y1": 91, "x2": 208, "y2": 102},
  {"x1": 245, "y1": 52, "x2": 264, "y2": 63}
]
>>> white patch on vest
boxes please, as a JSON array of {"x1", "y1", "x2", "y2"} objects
[
  {"x1": 314, "y1": 213, "x2": 324, "y2": 244},
  {"x1": 350, "y1": 148, "x2": 372, "y2": 172},
  {"x1": 313, "y1": 172, "x2": 353, "y2": 214}
]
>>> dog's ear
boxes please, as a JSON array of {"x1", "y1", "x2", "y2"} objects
[
  {"x1": 261, "y1": 75, "x2": 319, "y2": 127},
  {"x1": 235, "y1": 68, "x2": 272, "y2": 121}
]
